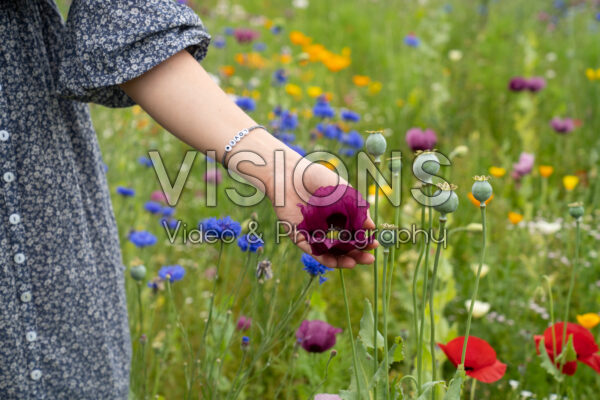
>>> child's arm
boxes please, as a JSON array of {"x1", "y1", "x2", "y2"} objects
[{"x1": 119, "y1": 50, "x2": 375, "y2": 269}]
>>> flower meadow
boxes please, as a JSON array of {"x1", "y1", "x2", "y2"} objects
[{"x1": 57, "y1": 0, "x2": 600, "y2": 398}]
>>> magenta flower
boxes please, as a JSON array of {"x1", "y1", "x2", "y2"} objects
[
  {"x1": 508, "y1": 77, "x2": 528, "y2": 91},
  {"x1": 405, "y1": 127, "x2": 437, "y2": 151},
  {"x1": 296, "y1": 320, "x2": 342, "y2": 353},
  {"x1": 550, "y1": 117, "x2": 575, "y2": 134},
  {"x1": 150, "y1": 190, "x2": 169, "y2": 204},
  {"x1": 512, "y1": 152, "x2": 535, "y2": 180},
  {"x1": 236, "y1": 315, "x2": 252, "y2": 331},
  {"x1": 315, "y1": 395, "x2": 342, "y2": 400},
  {"x1": 233, "y1": 28, "x2": 260, "y2": 44},
  {"x1": 526, "y1": 76, "x2": 546, "y2": 92},
  {"x1": 204, "y1": 169, "x2": 222, "y2": 184},
  {"x1": 297, "y1": 185, "x2": 372, "y2": 256}
]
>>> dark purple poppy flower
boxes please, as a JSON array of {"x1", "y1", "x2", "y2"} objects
[
  {"x1": 508, "y1": 77, "x2": 528, "y2": 91},
  {"x1": 233, "y1": 28, "x2": 260, "y2": 44},
  {"x1": 296, "y1": 320, "x2": 342, "y2": 353},
  {"x1": 405, "y1": 127, "x2": 438, "y2": 151},
  {"x1": 526, "y1": 76, "x2": 546, "y2": 92},
  {"x1": 511, "y1": 152, "x2": 535, "y2": 180},
  {"x1": 550, "y1": 117, "x2": 575, "y2": 134},
  {"x1": 297, "y1": 185, "x2": 372, "y2": 256},
  {"x1": 236, "y1": 315, "x2": 252, "y2": 331}
]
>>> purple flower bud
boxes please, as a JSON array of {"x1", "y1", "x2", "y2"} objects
[
  {"x1": 236, "y1": 315, "x2": 252, "y2": 331},
  {"x1": 295, "y1": 320, "x2": 342, "y2": 353},
  {"x1": 508, "y1": 77, "x2": 528, "y2": 92},
  {"x1": 550, "y1": 117, "x2": 575, "y2": 134},
  {"x1": 526, "y1": 76, "x2": 546, "y2": 92},
  {"x1": 405, "y1": 127, "x2": 438, "y2": 151}
]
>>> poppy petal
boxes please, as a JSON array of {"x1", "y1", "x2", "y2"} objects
[
  {"x1": 579, "y1": 353, "x2": 600, "y2": 374},
  {"x1": 467, "y1": 359, "x2": 507, "y2": 383}
]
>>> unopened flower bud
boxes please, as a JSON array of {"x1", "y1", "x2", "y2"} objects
[
  {"x1": 365, "y1": 132, "x2": 387, "y2": 161},
  {"x1": 378, "y1": 224, "x2": 397, "y2": 249},
  {"x1": 471, "y1": 176, "x2": 493, "y2": 204},
  {"x1": 130, "y1": 265, "x2": 147, "y2": 281},
  {"x1": 413, "y1": 151, "x2": 440, "y2": 183},
  {"x1": 433, "y1": 183, "x2": 459, "y2": 215},
  {"x1": 568, "y1": 202, "x2": 584, "y2": 219}
]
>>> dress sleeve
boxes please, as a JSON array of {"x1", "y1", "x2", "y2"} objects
[{"x1": 56, "y1": 0, "x2": 211, "y2": 108}]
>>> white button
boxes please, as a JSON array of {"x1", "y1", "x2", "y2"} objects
[
  {"x1": 30, "y1": 369, "x2": 42, "y2": 381},
  {"x1": 26, "y1": 331, "x2": 37, "y2": 342},
  {"x1": 20, "y1": 291, "x2": 32, "y2": 303},
  {"x1": 9, "y1": 214, "x2": 20, "y2": 224},
  {"x1": 14, "y1": 253, "x2": 25, "y2": 264},
  {"x1": 0, "y1": 130, "x2": 8, "y2": 141},
  {"x1": 3, "y1": 172, "x2": 14, "y2": 182}
]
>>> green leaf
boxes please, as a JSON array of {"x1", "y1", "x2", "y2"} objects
[
  {"x1": 342, "y1": 340, "x2": 375, "y2": 400},
  {"x1": 416, "y1": 381, "x2": 446, "y2": 400},
  {"x1": 537, "y1": 337, "x2": 564, "y2": 383},
  {"x1": 555, "y1": 335, "x2": 577, "y2": 364},
  {"x1": 393, "y1": 336, "x2": 404, "y2": 363},
  {"x1": 358, "y1": 299, "x2": 385, "y2": 351},
  {"x1": 443, "y1": 368, "x2": 466, "y2": 400}
]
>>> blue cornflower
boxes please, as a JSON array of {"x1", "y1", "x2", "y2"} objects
[
  {"x1": 138, "y1": 156, "x2": 153, "y2": 167},
  {"x1": 253, "y1": 42, "x2": 266, "y2": 52},
  {"x1": 237, "y1": 233, "x2": 264, "y2": 252},
  {"x1": 224, "y1": 27, "x2": 234, "y2": 35},
  {"x1": 342, "y1": 130, "x2": 364, "y2": 149},
  {"x1": 273, "y1": 69, "x2": 288, "y2": 85},
  {"x1": 273, "y1": 106, "x2": 283, "y2": 116},
  {"x1": 129, "y1": 231, "x2": 157, "y2": 248},
  {"x1": 162, "y1": 207, "x2": 175, "y2": 217},
  {"x1": 322, "y1": 124, "x2": 342, "y2": 140},
  {"x1": 241, "y1": 335, "x2": 250, "y2": 348},
  {"x1": 312, "y1": 96, "x2": 335, "y2": 118},
  {"x1": 340, "y1": 147, "x2": 357, "y2": 157},
  {"x1": 235, "y1": 97, "x2": 256, "y2": 112},
  {"x1": 341, "y1": 110, "x2": 360, "y2": 122},
  {"x1": 160, "y1": 217, "x2": 179, "y2": 230},
  {"x1": 213, "y1": 36, "x2": 226, "y2": 48},
  {"x1": 271, "y1": 25, "x2": 282, "y2": 34},
  {"x1": 301, "y1": 253, "x2": 333, "y2": 284},
  {"x1": 198, "y1": 216, "x2": 242, "y2": 241},
  {"x1": 116, "y1": 186, "x2": 135, "y2": 197},
  {"x1": 158, "y1": 265, "x2": 186, "y2": 282},
  {"x1": 596, "y1": 12, "x2": 600, "y2": 21},
  {"x1": 288, "y1": 144, "x2": 306, "y2": 156},
  {"x1": 280, "y1": 110, "x2": 298, "y2": 130},
  {"x1": 278, "y1": 133, "x2": 296, "y2": 143},
  {"x1": 404, "y1": 34, "x2": 420, "y2": 47},
  {"x1": 144, "y1": 201, "x2": 163, "y2": 214}
]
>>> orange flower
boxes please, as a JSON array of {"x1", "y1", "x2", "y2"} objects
[
  {"x1": 322, "y1": 53, "x2": 351, "y2": 72},
  {"x1": 280, "y1": 53, "x2": 292, "y2": 64},
  {"x1": 304, "y1": 44, "x2": 328, "y2": 62},
  {"x1": 508, "y1": 212, "x2": 523, "y2": 225},
  {"x1": 353, "y1": 75, "x2": 370, "y2": 87},
  {"x1": 219, "y1": 65, "x2": 235, "y2": 77},
  {"x1": 577, "y1": 313, "x2": 600, "y2": 329},
  {"x1": 468, "y1": 192, "x2": 493, "y2": 207},
  {"x1": 539, "y1": 165, "x2": 554, "y2": 178},
  {"x1": 289, "y1": 31, "x2": 312, "y2": 46}
]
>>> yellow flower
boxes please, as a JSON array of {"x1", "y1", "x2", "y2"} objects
[
  {"x1": 489, "y1": 166, "x2": 506, "y2": 178},
  {"x1": 320, "y1": 158, "x2": 339, "y2": 171},
  {"x1": 352, "y1": 75, "x2": 370, "y2": 87},
  {"x1": 280, "y1": 53, "x2": 292, "y2": 64},
  {"x1": 395, "y1": 99, "x2": 405, "y2": 108},
  {"x1": 284, "y1": 83, "x2": 302, "y2": 99},
  {"x1": 508, "y1": 212, "x2": 523, "y2": 225},
  {"x1": 307, "y1": 86, "x2": 323, "y2": 98},
  {"x1": 539, "y1": 165, "x2": 554, "y2": 178},
  {"x1": 132, "y1": 105, "x2": 142, "y2": 115},
  {"x1": 368, "y1": 81, "x2": 382, "y2": 95},
  {"x1": 563, "y1": 175, "x2": 579, "y2": 191},
  {"x1": 289, "y1": 31, "x2": 312, "y2": 46},
  {"x1": 251, "y1": 90, "x2": 261, "y2": 100},
  {"x1": 586, "y1": 68, "x2": 598, "y2": 81},
  {"x1": 368, "y1": 184, "x2": 392, "y2": 197},
  {"x1": 577, "y1": 313, "x2": 600, "y2": 329}
]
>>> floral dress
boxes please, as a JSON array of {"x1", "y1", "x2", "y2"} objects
[{"x1": 0, "y1": 0, "x2": 210, "y2": 398}]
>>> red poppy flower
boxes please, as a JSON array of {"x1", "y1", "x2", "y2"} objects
[
  {"x1": 297, "y1": 185, "x2": 372, "y2": 256},
  {"x1": 534, "y1": 322, "x2": 600, "y2": 375},
  {"x1": 438, "y1": 336, "x2": 507, "y2": 383}
]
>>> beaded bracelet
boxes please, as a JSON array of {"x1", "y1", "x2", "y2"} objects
[{"x1": 222, "y1": 125, "x2": 266, "y2": 168}]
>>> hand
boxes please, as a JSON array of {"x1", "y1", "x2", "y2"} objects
[{"x1": 268, "y1": 149, "x2": 377, "y2": 269}]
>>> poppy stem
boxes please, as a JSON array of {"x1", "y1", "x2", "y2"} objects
[
  {"x1": 387, "y1": 171, "x2": 401, "y2": 312},
  {"x1": 428, "y1": 215, "x2": 446, "y2": 399},
  {"x1": 202, "y1": 240, "x2": 225, "y2": 343},
  {"x1": 339, "y1": 269, "x2": 362, "y2": 397},
  {"x1": 469, "y1": 378, "x2": 477, "y2": 400},
  {"x1": 460, "y1": 205, "x2": 487, "y2": 367},
  {"x1": 382, "y1": 248, "x2": 390, "y2": 399},
  {"x1": 414, "y1": 205, "x2": 426, "y2": 392},
  {"x1": 559, "y1": 218, "x2": 581, "y2": 373},
  {"x1": 373, "y1": 159, "x2": 380, "y2": 399},
  {"x1": 418, "y1": 187, "x2": 433, "y2": 391}
]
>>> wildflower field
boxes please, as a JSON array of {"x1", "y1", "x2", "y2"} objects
[{"x1": 57, "y1": 0, "x2": 600, "y2": 399}]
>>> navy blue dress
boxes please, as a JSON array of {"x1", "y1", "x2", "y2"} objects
[{"x1": 0, "y1": 1, "x2": 210, "y2": 398}]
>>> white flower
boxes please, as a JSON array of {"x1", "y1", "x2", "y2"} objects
[
  {"x1": 533, "y1": 220, "x2": 561, "y2": 235},
  {"x1": 471, "y1": 263, "x2": 489, "y2": 278},
  {"x1": 465, "y1": 300, "x2": 491, "y2": 318},
  {"x1": 292, "y1": 0, "x2": 309, "y2": 9},
  {"x1": 509, "y1": 379, "x2": 519, "y2": 390},
  {"x1": 448, "y1": 49, "x2": 463, "y2": 61},
  {"x1": 520, "y1": 390, "x2": 534, "y2": 399}
]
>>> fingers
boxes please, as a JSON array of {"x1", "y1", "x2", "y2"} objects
[
  {"x1": 364, "y1": 209, "x2": 376, "y2": 230},
  {"x1": 347, "y1": 249, "x2": 375, "y2": 265}
]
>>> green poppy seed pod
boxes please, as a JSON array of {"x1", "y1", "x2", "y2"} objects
[
  {"x1": 568, "y1": 202, "x2": 584, "y2": 219},
  {"x1": 130, "y1": 265, "x2": 147, "y2": 281},
  {"x1": 378, "y1": 225, "x2": 397, "y2": 249},
  {"x1": 471, "y1": 176, "x2": 493, "y2": 203},
  {"x1": 433, "y1": 183, "x2": 459, "y2": 215},
  {"x1": 413, "y1": 152, "x2": 440, "y2": 184},
  {"x1": 388, "y1": 157, "x2": 402, "y2": 173},
  {"x1": 365, "y1": 133, "x2": 387, "y2": 160}
]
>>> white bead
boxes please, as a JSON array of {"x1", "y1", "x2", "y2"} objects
[
  {"x1": 3, "y1": 172, "x2": 14, "y2": 183},
  {"x1": 26, "y1": 331, "x2": 37, "y2": 342},
  {"x1": 9, "y1": 214, "x2": 20, "y2": 224},
  {"x1": 229, "y1": 139, "x2": 236, "y2": 146},
  {"x1": 14, "y1": 253, "x2": 25, "y2": 264},
  {"x1": 0, "y1": 130, "x2": 9, "y2": 141},
  {"x1": 30, "y1": 369, "x2": 42, "y2": 381},
  {"x1": 225, "y1": 145, "x2": 232, "y2": 152},
  {"x1": 21, "y1": 291, "x2": 32, "y2": 303}
]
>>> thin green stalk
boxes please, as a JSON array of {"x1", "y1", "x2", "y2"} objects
[
  {"x1": 387, "y1": 171, "x2": 401, "y2": 311},
  {"x1": 428, "y1": 215, "x2": 447, "y2": 399},
  {"x1": 413, "y1": 206, "x2": 426, "y2": 391},
  {"x1": 461, "y1": 206, "x2": 487, "y2": 366},
  {"x1": 470, "y1": 378, "x2": 477, "y2": 400},
  {"x1": 202, "y1": 241, "x2": 225, "y2": 343},
  {"x1": 559, "y1": 219, "x2": 581, "y2": 373},
  {"x1": 373, "y1": 159, "x2": 380, "y2": 397},
  {"x1": 340, "y1": 269, "x2": 361, "y2": 397},
  {"x1": 382, "y1": 248, "x2": 390, "y2": 399},
  {"x1": 136, "y1": 283, "x2": 147, "y2": 400},
  {"x1": 418, "y1": 201, "x2": 433, "y2": 391}
]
